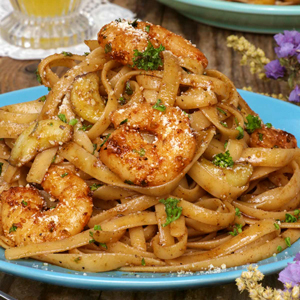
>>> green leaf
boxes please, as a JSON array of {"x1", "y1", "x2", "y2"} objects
[
  {"x1": 236, "y1": 126, "x2": 244, "y2": 140},
  {"x1": 245, "y1": 115, "x2": 261, "y2": 134},
  {"x1": 89, "y1": 231, "x2": 94, "y2": 238},
  {"x1": 277, "y1": 245, "x2": 282, "y2": 252},
  {"x1": 69, "y1": 119, "x2": 78, "y2": 126},
  {"x1": 235, "y1": 208, "x2": 241, "y2": 217},
  {"x1": 220, "y1": 122, "x2": 228, "y2": 128},
  {"x1": 285, "y1": 237, "x2": 291, "y2": 247},
  {"x1": 92, "y1": 143, "x2": 97, "y2": 155},
  {"x1": 141, "y1": 258, "x2": 146, "y2": 266},
  {"x1": 129, "y1": 19, "x2": 138, "y2": 27},
  {"x1": 119, "y1": 97, "x2": 126, "y2": 105},
  {"x1": 145, "y1": 25, "x2": 150, "y2": 32},
  {"x1": 61, "y1": 172, "x2": 68, "y2": 178},
  {"x1": 265, "y1": 123, "x2": 272, "y2": 129},
  {"x1": 21, "y1": 200, "x2": 28, "y2": 206},
  {"x1": 94, "y1": 225, "x2": 102, "y2": 231},
  {"x1": 133, "y1": 148, "x2": 146, "y2": 157},
  {"x1": 89, "y1": 239, "x2": 95, "y2": 244},
  {"x1": 217, "y1": 107, "x2": 227, "y2": 116},
  {"x1": 99, "y1": 243, "x2": 107, "y2": 249},
  {"x1": 78, "y1": 124, "x2": 92, "y2": 131},
  {"x1": 36, "y1": 69, "x2": 42, "y2": 84},
  {"x1": 274, "y1": 223, "x2": 280, "y2": 230},
  {"x1": 125, "y1": 82, "x2": 133, "y2": 95},
  {"x1": 152, "y1": 99, "x2": 166, "y2": 112},
  {"x1": 132, "y1": 41, "x2": 165, "y2": 71},
  {"x1": 62, "y1": 51, "x2": 73, "y2": 57},
  {"x1": 259, "y1": 133, "x2": 263, "y2": 141},
  {"x1": 51, "y1": 155, "x2": 56, "y2": 164},
  {"x1": 9, "y1": 224, "x2": 17, "y2": 233},
  {"x1": 212, "y1": 151, "x2": 234, "y2": 168},
  {"x1": 124, "y1": 180, "x2": 134, "y2": 185},
  {"x1": 58, "y1": 114, "x2": 67, "y2": 123},
  {"x1": 90, "y1": 183, "x2": 102, "y2": 191},
  {"x1": 105, "y1": 43, "x2": 112, "y2": 53},
  {"x1": 159, "y1": 198, "x2": 182, "y2": 227},
  {"x1": 40, "y1": 95, "x2": 46, "y2": 102},
  {"x1": 100, "y1": 134, "x2": 111, "y2": 148},
  {"x1": 224, "y1": 141, "x2": 228, "y2": 150},
  {"x1": 120, "y1": 119, "x2": 128, "y2": 125},
  {"x1": 285, "y1": 213, "x2": 297, "y2": 223}
]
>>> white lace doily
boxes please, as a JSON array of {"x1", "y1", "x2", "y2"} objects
[{"x1": 0, "y1": 0, "x2": 135, "y2": 60}]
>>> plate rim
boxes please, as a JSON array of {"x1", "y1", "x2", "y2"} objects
[
  {"x1": 173, "y1": 0, "x2": 300, "y2": 15},
  {"x1": 0, "y1": 86, "x2": 299, "y2": 290}
]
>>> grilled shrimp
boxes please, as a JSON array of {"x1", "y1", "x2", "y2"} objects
[
  {"x1": 99, "y1": 102, "x2": 196, "y2": 186},
  {"x1": 9, "y1": 120, "x2": 73, "y2": 167},
  {"x1": 250, "y1": 126, "x2": 297, "y2": 149},
  {"x1": 0, "y1": 166, "x2": 93, "y2": 246},
  {"x1": 98, "y1": 20, "x2": 208, "y2": 72}
]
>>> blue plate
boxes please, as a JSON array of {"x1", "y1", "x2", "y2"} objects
[
  {"x1": 156, "y1": 0, "x2": 300, "y2": 34},
  {"x1": 0, "y1": 86, "x2": 299, "y2": 290}
]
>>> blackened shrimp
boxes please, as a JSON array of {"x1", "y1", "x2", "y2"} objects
[
  {"x1": 98, "y1": 20, "x2": 208, "y2": 71},
  {"x1": 99, "y1": 102, "x2": 196, "y2": 186},
  {"x1": 0, "y1": 166, "x2": 93, "y2": 246},
  {"x1": 250, "y1": 126, "x2": 297, "y2": 149}
]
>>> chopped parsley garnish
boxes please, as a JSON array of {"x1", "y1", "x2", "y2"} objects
[
  {"x1": 125, "y1": 82, "x2": 133, "y2": 95},
  {"x1": 69, "y1": 119, "x2": 78, "y2": 126},
  {"x1": 40, "y1": 95, "x2": 46, "y2": 102},
  {"x1": 58, "y1": 114, "x2": 67, "y2": 123},
  {"x1": 235, "y1": 208, "x2": 241, "y2": 217},
  {"x1": 258, "y1": 133, "x2": 263, "y2": 141},
  {"x1": 90, "y1": 183, "x2": 102, "y2": 191},
  {"x1": 129, "y1": 19, "x2": 138, "y2": 27},
  {"x1": 285, "y1": 213, "x2": 297, "y2": 223},
  {"x1": 78, "y1": 124, "x2": 92, "y2": 131},
  {"x1": 104, "y1": 43, "x2": 112, "y2": 53},
  {"x1": 89, "y1": 239, "x2": 95, "y2": 244},
  {"x1": 217, "y1": 107, "x2": 227, "y2": 116},
  {"x1": 0, "y1": 162, "x2": 3, "y2": 176},
  {"x1": 99, "y1": 243, "x2": 107, "y2": 249},
  {"x1": 74, "y1": 257, "x2": 81, "y2": 263},
  {"x1": 145, "y1": 25, "x2": 150, "y2": 32},
  {"x1": 21, "y1": 200, "x2": 27, "y2": 206},
  {"x1": 152, "y1": 99, "x2": 166, "y2": 112},
  {"x1": 84, "y1": 52, "x2": 90, "y2": 56},
  {"x1": 220, "y1": 122, "x2": 228, "y2": 128},
  {"x1": 89, "y1": 231, "x2": 94, "y2": 238},
  {"x1": 115, "y1": 18, "x2": 122, "y2": 23},
  {"x1": 61, "y1": 172, "x2": 68, "y2": 178},
  {"x1": 245, "y1": 114, "x2": 261, "y2": 134},
  {"x1": 49, "y1": 122, "x2": 53, "y2": 126},
  {"x1": 265, "y1": 123, "x2": 272, "y2": 129},
  {"x1": 159, "y1": 198, "x2": 182, "y2": 227},
  {"x1": 48, "y1": 87, "x2": 51, "y2": 91},
  {"x1": 274, "y1": 223, "x2": 280, "y2": 230},
  {"x1": 62, "y1": 51, "x2": 73, "y2": 57},
  {"x1": 236, "y1": 126, "x2": 244, "y2": 140},
  {"x1": 92, "y1": 143, "x2": 97, "y2": 155},
  {"x1": 120, "y1": 119, "x2": 128, "y2": 125},
  {"x1": 224, "y1": 140, "x2": 228, "y2": 150},
  {"x1": 277, "y1": 245, "x2": 282, "y2": 252},
  {"x1": 132, "y1": 41, "x2": 165, "y2": 71},
  {"x1": 285, "y1": 237, "x2": 291, "y2": 247},
  {"x1": 119, "y1": 96, "x2": 126, "y2": 105},
  {"x1": 141, "y1": 258, "x2": 146, "y2": 266},
  {"x1": 36, "y1": 69, "x2": 42, "y2": 84},
  {"x1": 212, "y1": 151, "x2": 234, "y2": 168},
  {"x1": 51, "y1": 155, "x2": 56, "y2": 164},
  {"x1": 124, "y1": 180, "x2": 134, "y2": 185},
  {"x1": 9, "y1": 224, "x2": 17, "y2": 233},
  {"x1": 94, "y1": 225, "x2": 102, "y2": 231},
  {"x1": 100, "y1": 134, "x2": 111, "y2": 148},
  {"x1": 294, "y1": 209, "x2": 300, "y2": 216},
  {"x1": 133, "y1": 148, "x2": 145, "y2": 157},
  {"x1": 229, "y1": 224, "x2": 242, "y2": 236}
]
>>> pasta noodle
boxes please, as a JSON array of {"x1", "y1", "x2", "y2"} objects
[{"x1": 0, "y1": 19, "x2": 299, "y2": 274}]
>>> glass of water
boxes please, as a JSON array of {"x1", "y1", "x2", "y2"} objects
[{"x1": 0, "y1": 0, "x2": 94, "y2": 49}]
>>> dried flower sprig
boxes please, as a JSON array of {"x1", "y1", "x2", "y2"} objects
[
  {"x1": 227, "y1": 36, "x2": 270, "y2": 79},
  {"x1": 227, "y1": 31, "x2": 300, "y2": 104},
  {"x1": 236, "y1": 265, "x2": 300, "y2": 300}
]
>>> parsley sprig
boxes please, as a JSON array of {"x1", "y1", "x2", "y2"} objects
[
  {"x1": 245, "y1": 114, "x2": 261, "y2": 134},
  {"x1": 159, "y1": 198, "x2": 182, "y2": 227},
  {"x1": 212, "y1": 151, "x2": 234, "y2": 168},
  {"x1": 152, "y1": 99, "x2": 166, "y2": 112},
  {"x1": 132, "y1": 41, "x2": 165, "y2": 70}
]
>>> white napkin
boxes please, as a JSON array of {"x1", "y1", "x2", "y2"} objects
[{"x1": 0, "y1": 0, "x2": 135, "y2": 60}]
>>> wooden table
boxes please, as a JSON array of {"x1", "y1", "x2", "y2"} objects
[{"x1": 0, "y1": 0, "x2": 288, "y2": 299}]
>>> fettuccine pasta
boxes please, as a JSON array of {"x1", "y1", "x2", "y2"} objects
[{"x1": 0, "y1": 19, "x2": 300, "y2": 274}]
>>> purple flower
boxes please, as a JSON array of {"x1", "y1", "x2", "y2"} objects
[
  {"x1": 264, "y1": 60, "x2": 286, "y2": 79},
  {"x1": 289, "y1": 86, "x2": 300, "y2": 103},
  {"x1": 278, "y1": 261, "x2": 300, "y2": 287},
  {"x1": 294, "y1": 252, "x2": 300, "y2": 262},
  {"x1": 274, "y1": 30, "x2": 300, "y2": 58}
]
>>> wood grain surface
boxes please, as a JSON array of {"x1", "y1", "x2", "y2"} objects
[{"x1": 0, "y1": 0, "x2": 288, "y2": 299}]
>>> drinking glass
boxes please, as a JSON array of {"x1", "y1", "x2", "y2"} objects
[{"x1": 0, "y1": 0, "x2": 94, "y2": 49}]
